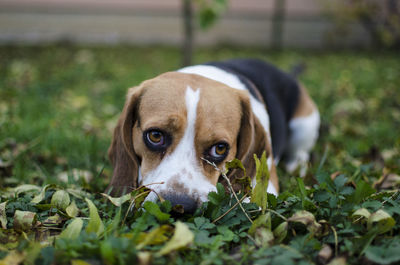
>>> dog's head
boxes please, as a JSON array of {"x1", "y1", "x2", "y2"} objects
[{"x1": 107, "y1": 72, "x2": 271, "y2": 212}]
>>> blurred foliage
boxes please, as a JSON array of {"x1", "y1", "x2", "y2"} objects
[
  {"x1": 195, "y1": 0, "x2": 228, "y2": 30},
  {"x1": 326, "y1": 0, "x2": 400, "y2": 49},
  {"x1": 0, "y1": 45, "x2": 399, "y2": 264}
]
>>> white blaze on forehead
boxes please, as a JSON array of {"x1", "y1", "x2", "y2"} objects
[{"x1": 142, "y1": 86, "x2": 217, "y2": 203}]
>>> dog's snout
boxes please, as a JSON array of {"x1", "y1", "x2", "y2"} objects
[{"x1": 163, "y1": 194, "x2": 197, "y2": 214}]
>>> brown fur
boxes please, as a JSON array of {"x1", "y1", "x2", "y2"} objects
[
  {"x1": 292, "y1": 84, "x2": 316, "y2": 118},
  {"x1": 107, "y1": 86, "x2": 142, "y2": 195}
]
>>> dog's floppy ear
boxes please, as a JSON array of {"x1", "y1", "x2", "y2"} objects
[
  {"x1": 107, "y1": 86, "x2": 142, "y2": 195},
  {"x1": 226, "y1": 92, "x2": 272, "y2": 191}
]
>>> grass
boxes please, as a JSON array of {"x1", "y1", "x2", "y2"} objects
[{"x1": 0, "y1": 45, "x2": 399, "y2": 264}]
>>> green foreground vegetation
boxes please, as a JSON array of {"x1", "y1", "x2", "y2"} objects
[{"x1": 0, "y1": 46, "x2": 399, "y2": 265}]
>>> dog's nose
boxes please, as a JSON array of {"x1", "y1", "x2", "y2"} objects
[{"x1": 163, "y1": 194, "x2": 197, "y2": 214}]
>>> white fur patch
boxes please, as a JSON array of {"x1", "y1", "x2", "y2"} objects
[
  {"x1": 251, "y1": 178, "x2": 278, "y2": 197},
  {"x1": 178, "y1": 65, "x2": 271, "y2": 140},
  {"x1": 141, "y1": 86, "x2": 217, "y2": 203},
  {"x1": 285, "y1": 110, "x2": 320, "y2": 175}
]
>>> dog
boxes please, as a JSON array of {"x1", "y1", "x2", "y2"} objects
[{"x1": 107, "y1": 59, "x2": 320, "y2": 213}]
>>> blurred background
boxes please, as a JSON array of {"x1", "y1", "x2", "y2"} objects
[
  {"x1": 0, "y1": 0, "x2": 399, "y2": 190},
  {"x1": 1, "y1": 0, "x2": 399, "y2": 64}
]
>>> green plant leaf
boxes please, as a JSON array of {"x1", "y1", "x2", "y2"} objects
[
  {"x1": 225, "y1": 158, "x2": 246, "y2": 174},
  {"x1": 352, "y1": 208, "x2": 371, "y2": 222},
  {"x1": 251, "y1": 151, "x2": 270, "y2": 213},
  {"x1": 158, "y1": 221, "x2": 194, "y2": 255},
  {"x1": 249, "y1": 213, "x2": 271, "y2": 235},
  {"x1": 367, "y1": 209, "x2": 395, "y2": 234},
  {"x1": 100, "y1": 240, "x2": 115, "y2": 265},
  {"x1": 58, "y1": 218, "x2": 83, "y2": 240},
  {"x1": 31, "y1": 184, "x2": 54, "y2": 204},
  {"x1": 350, "y1": 180, "x2": 376, "y2": 204},
  {"x1": 365, "y1": 239, "x2": 400, "y2": 264},
  {"x1": 101, "y1": 192, "x2": 131, "y2": 207},
  {"x1": 143, "y1": 201, "x2": 170, "y2": 222},
  {"x1": 51, "y1": 190, "x2": 70, "y2": 211},
  {"x1": 104, "y1": 208, "x2": 121, "y2": 236},
  {"x1": 66, "y1": 200, "x2": 79, "y2": 218},
  {"x1": 226, "y1": 159, "x2": 252, "y2": 193},
  {"x1": 85, "y1": 198, "x2": 105, "y2": 236},
  {"x1": 273, "y1": 221, "x2": 288, "y2": 243},
  {"x1": 14, "y1": 184, "x2": 41, "y2": 195}
]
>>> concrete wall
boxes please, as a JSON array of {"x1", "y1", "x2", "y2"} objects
[{"x1": 0, "y1": 0, "x2": 370, "y2": 48}]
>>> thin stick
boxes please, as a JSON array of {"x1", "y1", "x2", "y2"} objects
[
  {"x1": 212, "y1": 192, "x2": 249, "y2": 223},
  {"x1": 330, "y1": 225, "x2": 338, "y2": 257},
  {"x1": 247, "y1": 208, "x2": 287, "y2": 221},
  {"x1": 122, "y1": 190, "x2": 151, "y2": 226},
  {"x1": 201, "y1": 157, "x2": 253, "y2": 224}
]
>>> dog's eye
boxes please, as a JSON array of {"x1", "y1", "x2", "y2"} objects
[
  {"x1": 148, "y1": 131, "x2": 163, "y2": 144},
  {"x1": 144, "y1": 129, "x2": 170, "y2": 151},
  {"x1": 207, "y1": 142, "x2": 229, "y2": 162}
]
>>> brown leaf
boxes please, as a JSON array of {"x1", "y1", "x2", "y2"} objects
[
  {"x1": 42, "y1": 214, "x2": 64, "y2": 227},
  {"x1": 330, "y1": 172, "x2": 342, "y2": 180},
  {"x1": 288, "y1": 210, "x2": 322, "y2": 234},
  {"x1": 137, "y1": 252, "x2": 152, "y2": 265},
  {"x1": 0, "y1": 250, "x2": 26, "y2": 265},
  {"x1": 318, "y1": 244, "x2": 333, "y2": 264},
  {"x1": 327, "y1": 257, "x2": 346, "y2": 265},
  {"x1": 13, "y1": 210, "x2": 37, "y2": 231},
  {"x1": 0, "y1": 202, "x2": 7, "y2": 229},
  {"x1": 374, "y1": 173, "x2": 400, "y2": 190}
]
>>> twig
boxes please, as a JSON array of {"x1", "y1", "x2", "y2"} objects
[
  {"x1": 267, "y1": 209, "x2": 287, "y2": 221},
  {"x1": 122, "y1": 190, "x2": 151, "y2": 226},
  {"x1": 246, "y1": 234, "x2": 257, "y2": 245},
  {"x1": 317, "y1": 145, "x2": 329, "y2": 174},
  {"x1": 382, "y1": 189, "x2": 400, "y2": 206},
  {"x1": 212, "y1": 192, "x2": 249, "y2": 223},
  {"x1": 201, "y1": 157, "x2": 253, "y2": 224},
  {"x1": 330, "y1": 225, "x2": 338, "y2": 257},
  {"x1": 247, "y1": 208, "x2": 287, "y2": 221}
]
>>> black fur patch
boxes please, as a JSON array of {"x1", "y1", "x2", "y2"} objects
[{"x1": 205, "y1": 59, "x2": 300, "y2": 159}]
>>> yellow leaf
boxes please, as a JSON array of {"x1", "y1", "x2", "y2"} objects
[
  {"x1": 66, "y1": 200, "x2": 79, "y2": 218},
  {"x1": 352, "y1": 208, "x2": 371, "y2": 223},
  {"x1": 100, "y1": 193, "x2": 131, "y2": 207},
  {"x1": 367, "y1": 209, "x2": 396, "y2": 234},
  {"x1": 85, "y1": 198, "x2": 104, "y2": 236},
  {"x1": 137, "y1": 225, "x2": 172, "y2": 249},
  {"x1": 0, "y1": 251, "x2": 25, "y2": 265},
  {"x1": 157, "y1": 222, "x2": 194, "y2": 256},
  {"x1": 59, "y1": 218, "x2": 83, "y2": 240},
  {"x1": 71, "y1": 260, "x2": 92, "y2": 265}
]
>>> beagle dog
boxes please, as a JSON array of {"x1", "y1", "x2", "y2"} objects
[{"x1": 107, "y1": 59, "x2": 319, "y2": 213}]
